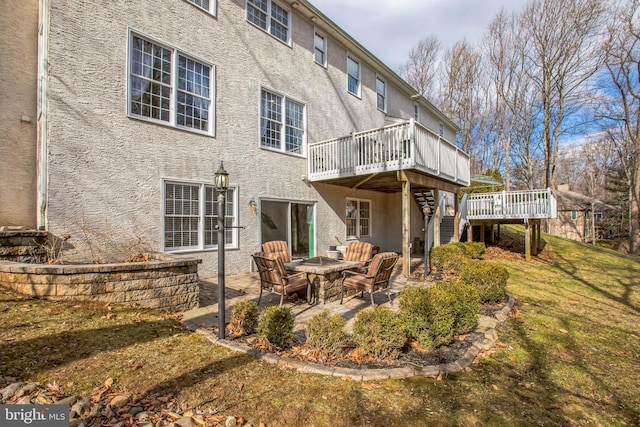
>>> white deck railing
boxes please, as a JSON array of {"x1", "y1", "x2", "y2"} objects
[
  {"x1": 466, "y1": 189, "x2": 557, "y2": 220},
  {"x1": 308, "y1": 119, "x2": 470, "y2": 187}
]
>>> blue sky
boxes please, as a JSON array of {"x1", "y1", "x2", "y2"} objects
[{"x1": 310, "y1": 0, "x2": 531, "y2": 71}]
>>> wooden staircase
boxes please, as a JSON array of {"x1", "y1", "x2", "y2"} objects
[{"x1": 412, "y1": 190, "x2": 456, "y2": 245}]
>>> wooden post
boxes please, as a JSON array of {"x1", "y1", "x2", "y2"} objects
[
  {"x1": 467, "y1": 224, "x2": 473, "y2": 242},
  {"x1": 532, "y1": 223, "x2": 538, "y2": 256},
  {"x1": 489, "y1": 224, "x2": 495, "y2": 244},
  {"x1": 402, "y1": 177, "x2": 411, "y2": 277},
  {"x1": 433, "y1": 189, "x2": 441, "y2": 247},
  {"x1": 537, "y1": 221, "x2": 543, "y2": 252},
  {"x1": 525, "y1": 220, "x2": 531, "y2": 261},
  {"x1": 480, "y1": 223, "x2": 485, "y2": 243},
  {"x1": 453, "y1": 192, "x2": 460, "y2": 242}
]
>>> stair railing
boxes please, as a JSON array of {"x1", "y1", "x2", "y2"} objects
[{"x1": 458, "y1": 193, "x2": 468, "y2": 238}]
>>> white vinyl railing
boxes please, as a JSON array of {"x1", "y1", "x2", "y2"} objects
[
  {"x1": 466, "y1": 189, "x2": 557, "y2": 220},
  {"x1": 308, "y1": 119, "x2": 470, "y2": 187},
  {"x1": 458, "y1": 193, "x2": 469, "y2": 237}
]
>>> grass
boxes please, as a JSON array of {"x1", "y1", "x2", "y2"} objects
[{"x1": 1, "y1": 225, "x2": 639, "y2": 426}]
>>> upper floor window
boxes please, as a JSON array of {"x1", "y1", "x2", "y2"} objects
[
  {"x1": 594, "y1": 212, "x2": 603, "y2": 221},
  {"x1": 439, "y1": 122, "x2": 444, "y2": 137},
  {"x1": 247, "y1": 0, "x2": 290, "y2": 44},
  {"x1": 314, "y1": 31, "x2": 327, "y2": 67},
  {"x1": 260, "y1": 89, "x2": 306, "y2": 155},
  {"x1": 376, "y1": 77, "x2": 386, "y2": 112},
  {"x1": 346, "y1": 198, "x2": 371, "y2": 238},
  {"x1": 164, "y1": 181, "x2": 237, "y2": 251},
  {"x1": 347, "y1": 56, "x2": 361, "y2": 96},
  {"x1": 128, "y1": 32, "x2": 215, "y2": 135},
  {"x1": 184, "y1": 0, "x2": 216, "y2": 15},
  {"x1": 414, "y1": 103, "x2": 420, "y2": 121},
  {"x1": 570, "y1": 211, "x2": 578, "y2": 220}
]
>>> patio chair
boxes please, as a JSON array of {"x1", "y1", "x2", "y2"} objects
[
  {"x1": 252, "y1": 252, "x2": 312, "y2": 306},
  {"x1": 262, "y1": 240, "x2": 291, "y2": 263},
  {"x1": 340, "y1": 252, "x2": 399, "y2": 306},
  {"x1": 344, "y1": 241, "x2": 374, "y2": 272}
]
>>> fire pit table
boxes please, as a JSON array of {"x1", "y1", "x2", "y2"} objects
[{"x1": 284, "y1": 256, "x2": 361, "y2": 304}]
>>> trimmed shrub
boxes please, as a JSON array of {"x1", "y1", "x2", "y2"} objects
[
  {"x1": 459, "y1": 242, "x2": 486, "y2": 259},
  {"x1": 351, "y1": 307, "x2": 407, "y2": 361},
  {"x1": 460, "y1": 260, "x2": 509, "y2": 303},
  {"x1": 257, "y1": 306, "x2": 294, "y2": 349},
  {"x1": 439, "y1": 281, "x2": 480, "y2": 335},
  {"x1": 399, "y1": 286, "x2": 457, "y2": 349},
  {"x1": 429, "y1": 244, "x2": 469, "y2": 273},
  {"x1": 304, "y1": 311, "x2": 347, "y2": 358},
  {"x1": 227, "y1": 301, "x2": 259, "y2": 336}
]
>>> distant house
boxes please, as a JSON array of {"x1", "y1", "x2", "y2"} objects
[
  {"x1": 0, "y1": 0, "x2": 469, "y2": 277},
  {"x1": 549, "y1": 184, "x2": 614, "y2": 242}
]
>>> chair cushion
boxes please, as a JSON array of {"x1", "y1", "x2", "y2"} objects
[
  {"x1": 262, "y1": 240, "x2": 291, "y2": 263},
  {"x1": 345, "y1": 241, "x2": 373, "y2": 264}
]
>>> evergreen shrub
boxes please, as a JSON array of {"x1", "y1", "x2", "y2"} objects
[
  {"x1": 351, "y1": 307, "x2": 407, "y2": 361},
  {"x1": 257, "y1": 306, "x2": 294, "y2": 349},
  {"x1": 305, "y1": 310, "x2": 347, "y2": 358}
]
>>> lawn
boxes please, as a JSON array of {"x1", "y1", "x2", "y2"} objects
[{"x1": 1, "y1": 226, "x2": 639, "y2": 426}]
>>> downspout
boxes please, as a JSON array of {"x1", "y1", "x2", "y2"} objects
[{"x1": 36, "y1": 0, "x2": 49, "y2": 230}]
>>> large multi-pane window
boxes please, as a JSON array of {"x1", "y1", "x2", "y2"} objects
[
  {"x1": 247, "y1": 0, "x2": 290, "y2": 44},
  {"x1": 346, "y1": 198, "x2": 371, "y2": 239},
  {"x1": 347, "y1": 56, "x2": 360, "y2": 96},
  {"x1": 129, "y1": 32, "x2": 214, "y2": 135},
  {"x1": 184, "y1": 0, "x2": 216, "y2": 15},
  {"x1": 314, "y1": 31, "x2": 327, "y2": 66},
  {"x1": 260, "y1": 89, "x2": 305, "y2": 155},
  {"x1": 376, "y1": 77, "x2": 386, "y2": 112},
  {"x1": 164, "y1": 181, "x2": 237, "y2": 251}
]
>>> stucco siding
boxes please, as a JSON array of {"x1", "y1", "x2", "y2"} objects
[{"x1": 0, "y1": 0, "x2": 39, "y2": 228}]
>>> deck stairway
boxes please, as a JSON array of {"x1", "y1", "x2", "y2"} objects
[{"x1": 413, "y1": 190, "x2": 456, "y2": 246}]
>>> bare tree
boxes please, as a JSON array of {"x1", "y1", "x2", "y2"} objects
[
  {"x1": 399, "y1": 35, "x2": 441, "y2": 99},
  {"x1": 602, "y1": 0, "x2": 640, "y2": 254},
  {"x1": 521, "y1": 0, "x2": 606, "y2": 190}
]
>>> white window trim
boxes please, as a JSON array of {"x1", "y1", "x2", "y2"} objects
[
  {"x1": 346, "y1": 197, "x2": 372, "y2": 239},
  {"x1": 127, "y1": 29, "x2": 216, "y2": 137},
  {"x1": 313, "y1": 29, "x2": 328, "y2": 68},
  {"x1": 414, "y1": 103, "x2": 420, "y2": 122},
  {"x1": 162, "y1": 179, "x2": 239, "y2": 252},
  {"x1": 183, "y1": 0, "x2": 217, "y2": 16},
  {"x1": 245, "y1": 0, "x2": 292, "y2": 46},
  {"x1": 438, "y1": 122, "x2": 444, "y2": 137},
  {"x1": 347, "y1": 54, "x2": 361, "y2": 98},
  {"x1": 259, "y1": 87, "x2": 307, "y2": 157},
  {"x1": 376, "y1": 75, "x2": 387, "y2": 113}
]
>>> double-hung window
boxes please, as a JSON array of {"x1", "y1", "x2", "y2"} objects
[
  {"x1": 414, "y1": 103, "x2": 420, "y2": 121},
  {"x1": 129, "y1": 32, "x2": 215, "y2": 135},
  {"x1": 260, "y1": 89, "x2": 306, "y2": 155},
  {"x1": 164, "y1": 181, "x2": 237, "y2": 251},
  {"x1": 347, "y1": 55, "x2": 361, "y2": 96},
  {"x1": 346, "y1": 198, "x2": 371, "y2": 239},
  {"x1": 247, "y1": 0, "x2": 290, "y2": 44},
  {"x1": 376, "y1": 77, "x2": 386, "y2": 112},
  {"x1": 314, "y1": 31, "x2": 327, "y2": 66},
  {"x1": 184, "y1": 0, "x2": 217, "y2": 15},
  {"x1": 439, "y1": 122, "x2": 444, "y2": 137}
]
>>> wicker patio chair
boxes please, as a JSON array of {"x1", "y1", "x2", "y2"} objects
[
  {"x1": 252, "y1": 252, "x2": 311, "y2": 306},
  {"x1": 340, "y1": 252, "x2": 399, "y2": 306},
  {"x1": 344, "y1": 241, "x2": 374, "y2": 272},
  {"x1": 261, "y1": 240, "x2": 291, "y2": 263}
]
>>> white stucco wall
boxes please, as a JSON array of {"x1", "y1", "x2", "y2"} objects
[{"x1": 43, "y1": 0, "x2": 453, "y2": 276}]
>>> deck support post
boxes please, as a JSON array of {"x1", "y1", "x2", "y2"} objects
[
  {"x1": 433, "y1": 189, "x2": 441, "y2": 247},
  {"x1": 489, "y1": 224, "x2": 495, "y2": 244},
  {"x1": 401, "y1": 174, "x2": 411, "y2": 278},
  {"x1": 453, "y1": 192, "x2": 460, "y2": 242},
  {"x1": 525, "y1": 219, "x2": 531, "y2": 261},
  {"x1": 467, "y1": 224, "x2": 473, "y2": 242},
  {"x1": 480, "y1": 223, "x2": 485, "y2": 243},
  {"x1": 532, "y1": 222, "x2": 538, "y2": 256},
  {"x1": 537, "y1": 222, "x2": 543, "y2": 252}
]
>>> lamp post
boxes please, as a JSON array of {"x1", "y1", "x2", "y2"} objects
[{"x1": 215, "y1": 161, "x2": 229, "y2": 339}]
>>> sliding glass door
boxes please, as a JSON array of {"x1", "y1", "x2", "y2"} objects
[{"x1": 260, "y1": 200, "x2": 315, "y2": 259}]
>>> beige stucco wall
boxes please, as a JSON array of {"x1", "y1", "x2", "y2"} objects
[
  {"x1": 43, "y1": 0, "x2": 453, "y2": 276},
  {"x1": 549, "y1": 211, "x2": 586, "y2": 242},
  {"x1": 0, "y1": 0, "x2": 39, "y2": 228}
]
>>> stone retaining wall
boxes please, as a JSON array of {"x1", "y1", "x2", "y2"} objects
[
  {"x1": 0, "y1": 253, "x2": 201, "y2": 311},
  {"x1": 0, "y1": 230, "x2": 47, "y2": 263}
]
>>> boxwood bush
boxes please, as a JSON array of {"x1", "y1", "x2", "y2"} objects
[
  {"x1": 257, "y1": 306, "x2": 294, "y2": 349},
  {"x1": 459, "y1": 241, "x2": 486, "y2": 259},
  {"x1": 227, "y1": 301, "x2": 259, "y2": 336},
  {"x1": 351, "y1": 307, "x2": 407, "y2": 361},
  {"x1": 460, "y1": 260, "x2": 509, "y2": 303},
  {"x1": 304, "y1": 310, "x2": 347, "y2": 358},
  {"x1": 439, "y1": 280, "x2": 480, "y2": 335},
  {"x1": 429, "y1": 244, "x2": 469, "y2": 274}
]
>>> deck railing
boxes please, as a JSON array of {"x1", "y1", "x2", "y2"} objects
[
  {"x1": 466, "y1": 189, "x2": 557, "y2": 220},
  {"x1": 308, "y1": 119, "x2": 470, "y2": 187}
]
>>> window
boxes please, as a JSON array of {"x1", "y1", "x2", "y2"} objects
[
  {"x1": 570, "y1": 211, "x2": 577, "y2": 220},
  {"x1": 247, "y1": 0, "x2": 290, "y2": 44},
  {"x1": 184, "y1": 0, "x2": 216, "y2": 15},
  {"x1": 346, "y1": 198, "x2": 371, "y2": 238},
  {"x1": 260, "y1": 89, "x2": 306, "y2": 155},
  {"x1": 376, "y1": 77, "x2": 386, "y2": 112},
  {"x1": 439, "y1": 122, "x2": 444, "y2": 137},
  {"x1": 414, "y1": 103, "x2": 420, "y2": 121},
  {"x1": 594, "y1": 212, "x2": 603, "y2": 221},
  {"x1": 347, "y1": 56, "x2": 360, "y2": 96},
  {"x1": 164, "y1": 181, "x2": 237, "y2": 251},
  {"x1": 129, "y1": 32, "x2": 215, "y2": 135},
  {"x1": 261, "y1": 200, "x2": 316, "y2": 259},
  {"x1": 314, "y1": 31, "x2": 327, "y2": 66}
]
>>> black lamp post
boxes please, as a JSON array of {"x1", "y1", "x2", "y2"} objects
[{"x1": 215, "y1": 161, "x2": 229, "y2": 339}]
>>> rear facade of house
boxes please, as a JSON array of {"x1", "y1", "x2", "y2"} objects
[{"x1": 1, "y1": 0, "x2": 468, "y2": 276}]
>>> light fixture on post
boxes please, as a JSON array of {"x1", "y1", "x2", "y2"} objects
[{"x1": 215, "y1": 161, "x2": 229, "y2": 339}]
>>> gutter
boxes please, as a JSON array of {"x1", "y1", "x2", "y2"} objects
[{"x1": 36, "y1": 0, "x2": 49, "y2": 230}]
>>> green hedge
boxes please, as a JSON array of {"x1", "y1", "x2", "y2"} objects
[
  {"x1": 460, "y1": 260, "x2": 509, "y2": 303},
  {"x1": 304, "y1": 310, "x2": 347, "y2": 358},
  {"x1": 352, "y1": 307, "x2": 407, "y2": 361},
  {"x1": 257, "y1": 306, "x2": 294, "y2": 349},
  {"x1": 429, "y1": 244, "x2": 469, "y2": 273}
]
